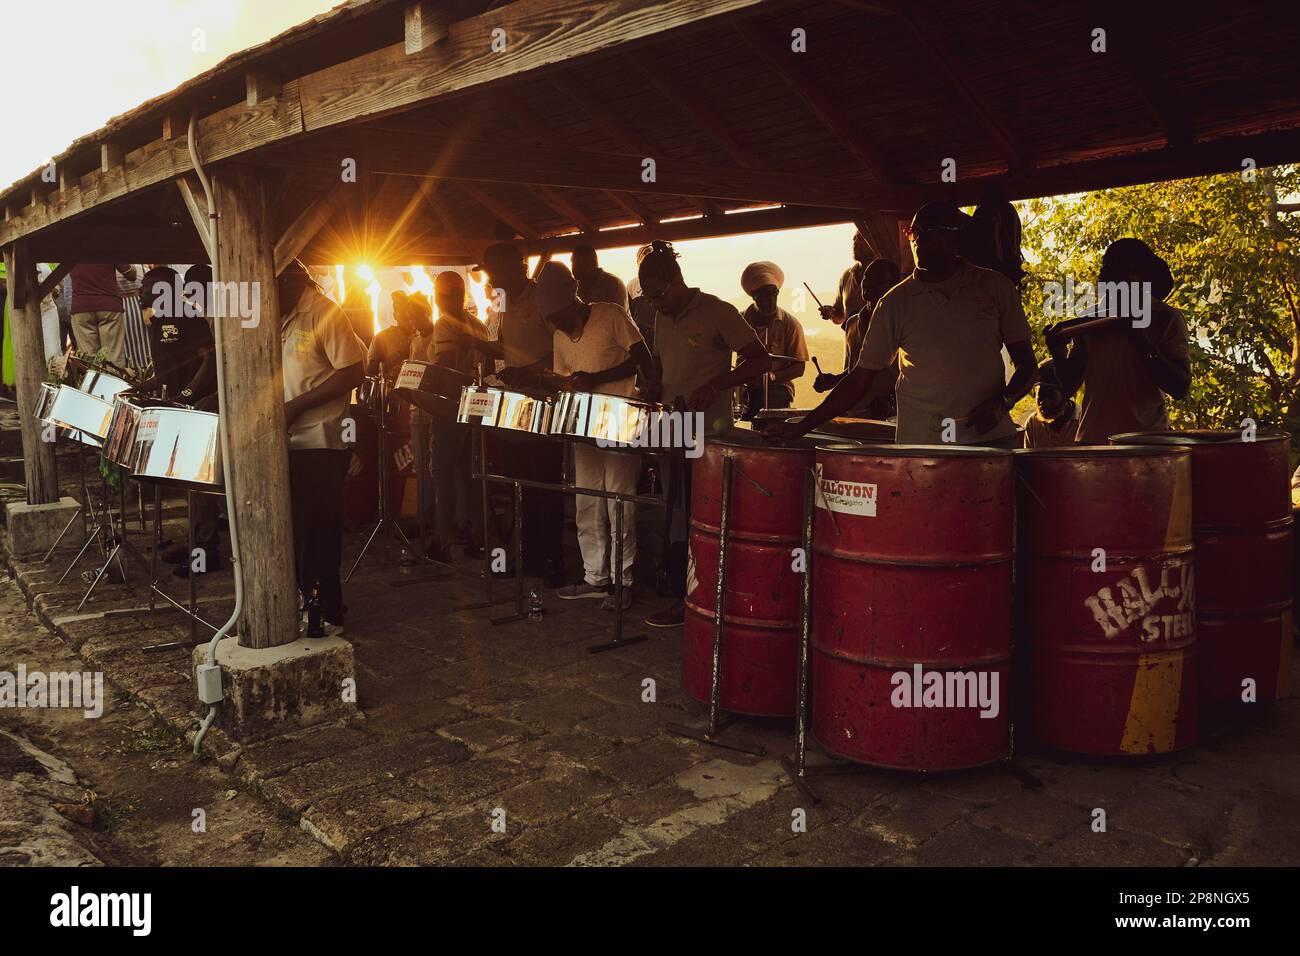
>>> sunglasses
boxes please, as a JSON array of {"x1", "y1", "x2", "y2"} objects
[{"x1": 906, "y1": 224, "x2": 961, "y2": 239}]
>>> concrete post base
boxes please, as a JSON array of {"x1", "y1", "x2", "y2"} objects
[
  {"x1": 5, "y1": 497, "x2": 84, "y2": 556},
  {"x1": 194, "y1": 634, "x2": 358, "y2": 744}
]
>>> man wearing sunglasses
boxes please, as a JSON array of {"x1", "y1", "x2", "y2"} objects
[{"x1": 771, "y1": 202, "x2": 1037, "y2": 447}]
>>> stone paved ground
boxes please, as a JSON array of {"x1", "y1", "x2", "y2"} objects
[{"x1": 3, "y1": 433, "x2": 1299, "y2": 867}]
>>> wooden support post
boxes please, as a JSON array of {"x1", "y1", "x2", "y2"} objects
[
  {"x1": 210, "y1": 166, "x2": 299, "y2": 650},
  {"x1": 405, "y1": 2, "x2": 455, "y2": 54},
  {"x1": 2, "y1": 241, "x2": 59, "y2": 504}
]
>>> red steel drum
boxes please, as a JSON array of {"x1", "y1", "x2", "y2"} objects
[
  {"x1": 1018, "y1": 446, "x2": 1198, "y2": 755},
  {"x1": 810, "y1": 445, "x2": 1014, "y2": 770},
  {"x1": 683, "y1": 435, "x2": 816, "y2": 716},
  {"x1": 1113, "y1": 430, "x2": 1294, "y2": 708}
]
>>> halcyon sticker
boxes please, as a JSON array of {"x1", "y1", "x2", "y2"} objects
[{"x1": 815, "y1": 466, "x2": 877, "y2": 516}]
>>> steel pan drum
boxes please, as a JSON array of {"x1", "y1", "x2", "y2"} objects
[
  {"x1": 394, "y1": 360, "x2": 471, "y2": 419},
  {"x1": 78, "y1": 367, "x2": 131, "y2": 403},
  {"x1": 811, "y1": 444, "x2": 1014, "y2": 770},
  {"x1": 104, "y1": 394, "x2": 188, "y2": 469},
  {"x1": 35, "y1": 384, "x2": 115, "y2": 448},
  {"x1": 130, "y1": 407, "x2": 222, "y2": 492},
  {"x1": 551, "y1": 390, "x2": 668, "y2": 446},
  {"x1": 1017, "y1": 445, "x2": 1198, "y2": 755},
  {"x1": 1113, "y1": 429, "x2": 1294, "y2": 710},
  {"x1": 457, "y1": 386, "x2": 553, "y2": 435},
  {"x1": 683, "y1": 433, "x2": 818, "y2": 716}
]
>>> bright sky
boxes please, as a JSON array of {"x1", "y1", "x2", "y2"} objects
[{"x1": 10, "y1": 0, "x2": 863, "y2": 405}]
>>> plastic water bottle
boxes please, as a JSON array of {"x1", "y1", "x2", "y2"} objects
[
  {"x1": 528, "y1": 589, "x2": 544, "y2": 622},
  {"x1": 399, "y1": 546, "x2": 416, "y2": 575}
]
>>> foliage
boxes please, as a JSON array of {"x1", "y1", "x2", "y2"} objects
[{"x1": 1017, "y1": 165, "x2": 1300, "y2": 441}]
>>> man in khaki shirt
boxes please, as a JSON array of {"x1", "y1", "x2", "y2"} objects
[
  {"x1": 1045, "y1": 238, "x2": 1191, "y2": 444},
  {"x1": 280, "y1": 261, "x2": 366, "y2": 635},
  {"x1": 637, "y1": 241, "x2": 771, "y2": 627},
  {"x1": 772, "y1": 202, "x2": 1038, "y2": 448}
]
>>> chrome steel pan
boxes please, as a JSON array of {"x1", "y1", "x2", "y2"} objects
[
  {"x1": 456, "y1": 386, "x2": 554, "y2": 435},
  {"x1": 129, "y1": 407, "x2": 222, "y2": 492},
  {"x1": 550, "y1": 390, "x2": 667, "y2": 446},
  {"x1": 393, "y1": 360, "x2": 471, "y2": 419},
  {"x1": 36, "y1": 384, "x2": 115, "y2": 448},
  {"x1": 104, "y1": 395, "x2": 189, "y2": 469}
]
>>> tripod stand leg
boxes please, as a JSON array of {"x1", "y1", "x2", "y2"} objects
[{"x1": 41, "y1": 507, "x2": 84, "y2": 563}]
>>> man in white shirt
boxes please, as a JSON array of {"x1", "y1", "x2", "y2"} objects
[
  {"x1": 772, "y1": 202, "x2": 1037, "y2": 448},
  {"x1": 279, "y1": 260, "x2": 366, "y2": 635},
  {"x1": 535, "y1": 261, "x2": 655, "y2": 611}
]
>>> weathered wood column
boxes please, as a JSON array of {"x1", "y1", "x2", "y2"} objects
[
  {"x1": 2, "y1": 240, "x2": 59, "y2": 504},
  {"x1": 210, "y1": 166, "x2": 299, "y2": 649}
]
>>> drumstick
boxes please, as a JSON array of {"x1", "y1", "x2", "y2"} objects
[
  {"x1": 802, "y1": 282, "x2": 825, "y2": 310},
  {"x1": 811, "y1": 356, "x2": 824, "y2": 375}
]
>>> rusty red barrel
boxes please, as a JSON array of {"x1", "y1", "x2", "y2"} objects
[
  {"x1": 1018, "y1": 446, "x2": 1198, "y2": 755},
  {"x1": 1113, "y1": 430, "x2": 1294, "y2": 708},
  {"x1": 683, "y1": 434, "x2": 817, "y2": 716},
  {"x1": 810, "y1": 445, "x2": 1013, "y2": 770}
]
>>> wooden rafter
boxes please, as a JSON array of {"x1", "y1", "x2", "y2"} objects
[
  {"x1": 535, "y1": 186, "x2": 598, "y2": 234},
  {"x1": 627, "y1": 51, "x2": 761, "y2": 169},
  {"x1": 1, "y1": 0, "x2": 771, "y2": 245},
  {"x1": 734, "y1": 20, "x2": 897, "y2": 183},
  {"x1": 273, "y1": 179, "x2": 347, "y2": 274},
  {"x1": 882, "y1": 0, "x2": 1029, "y2": 172},
  {"x1": 549, "y1": 72, "x2": 719, "y2": 219},
  {"x1": 1101, "y1": 2, "x2": 1193, "y2": 148},
  {"x1": 455, "y1": 180, "x2": 539, "y2": 240},
  {"x1": 175, "y1": 174, "x2": 215, "y2": 262}
]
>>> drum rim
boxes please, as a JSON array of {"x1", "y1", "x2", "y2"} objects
[
  {"x1": 818, "y1": 442, "x2": 1014, "y2": 459},
  {"x1": 1110, "y1": 428, "x2": 1290, "y2": 447},
  {"x1": 1015, "y1": 444, "x2": 1192, "y2": 458}
]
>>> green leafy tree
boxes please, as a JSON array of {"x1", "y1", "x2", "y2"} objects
[{"x1": 1017, "y1": 165, "x2": 1300, "y2": 442}]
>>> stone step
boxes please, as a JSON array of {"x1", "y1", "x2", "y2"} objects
[{"x1": 0, "y1": 456, "x2": 24, "y2": 484}]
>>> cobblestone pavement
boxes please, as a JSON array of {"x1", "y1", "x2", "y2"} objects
[{"x1": 3, "y1": 438, "x2": 1299, "y2": 867}]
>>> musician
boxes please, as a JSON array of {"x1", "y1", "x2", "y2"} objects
[
  {"x1": 1044, "y1": 238, "x2": 1191, "y2": 444},
  {"x1": 534, "y1": 261, "x2": 655, "y2": 611},
  {"x1": 366, "y1": 290, "x2": 416, "y2": 385},
  {"x1": 454, "y1": 243, "x2": 565, "y2": 585},
  {"x1": 813, "y1": 257, "x2": 901, "y2": 418},
  {"x1": 70, "y1": 263, "x2": 137, "y2": 367},
  {"x1": 425, "y1": 274, "x2": 483, "y2": 561},
  {"x1": 819, "y1": 229, "x2": 873, "y2": 328},
  {"x1": 571, "y1": 244, "x2": 629, "y2": 310},
  {"x1": 739, "y1": 261, "x2": 807, "y2": 411},
  {"x1": 126, "y1": 265, "x2": 224, "y2": 577},
  {"x1": 280, "y1": 259, "x2": 367, "y2": 636},
  {"x1": 636, "y1": 240, "x2": 771, "y2": 628},
  {"x1": 1021, "y1": 359, "x2": 1080, "y2": 448},
  {"x1": 770, "y1": 202, "x2": 1037, "y2": 448}
]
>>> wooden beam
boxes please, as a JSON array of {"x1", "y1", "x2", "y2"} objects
[
  {"x1": 273, "y1": 180, "x2": 347, "y2": 274},
  {"x1": 883, "y1": 0, "x2": 1029, "y2": 172},
  {"x1": 36, "y1": 261, "x2": 73, "y2": 300},
  {"x1": 175, "y1": 175, "x2": 215, "y2": 261},
  {"x1": 734, "y1": 20, "x2": 897, "y2": 183},
  {"x1": 627, "y1": 51, "x2": 761, "y2": 168},
  {"x1": 454, "y1": 181, "x2": 539, "y2": 239},
  {"x1": 210, "y1": 166, "x2": 299, "y2": 650},
  {"x1": 253, "y1": 129, "x2": 905, "y2": 210},
  {"x1": 515, "y1": 204, "x2": 856, "y2": 256},
  {"x1": 0, "y1": 0, "x2": 777, "y2": 244},
  {"x1": 100, "y1": 141, "x2": 122, "y2": 173},
  {"x1": 245, "y1": 69, "x2": 282, "y2": 107},
  {"x1": 1102, "y1": 2, "x2": 1192, "y2": 149},
  {"x1": 535, "y1": 186, "x2": 599, "y2": 233},
  {"x1": 405, "y1": 1, "x2": 456, "y2": 53},
  {"x1": 548, "y1": 71, "x2": 721, "y2": 220},
  {"x1": 1, "y1": 241, "x2": 59, "y2": 505},
  {"x1": 604, "y1": 191, "x2": 656, "y2": 226}
]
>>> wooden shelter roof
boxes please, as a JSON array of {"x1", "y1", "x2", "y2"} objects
[{"x1": 3, "y1": 0, "x2": 1300, "y2": 266}]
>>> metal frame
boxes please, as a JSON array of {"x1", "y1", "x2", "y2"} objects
[{"x1": 665, "y1": 453, "x2": 766, "y2": 756}]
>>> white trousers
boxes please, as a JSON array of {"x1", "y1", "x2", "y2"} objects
[{"x1": 573, "y1": 442, "x2": 640, "y2": 587}]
